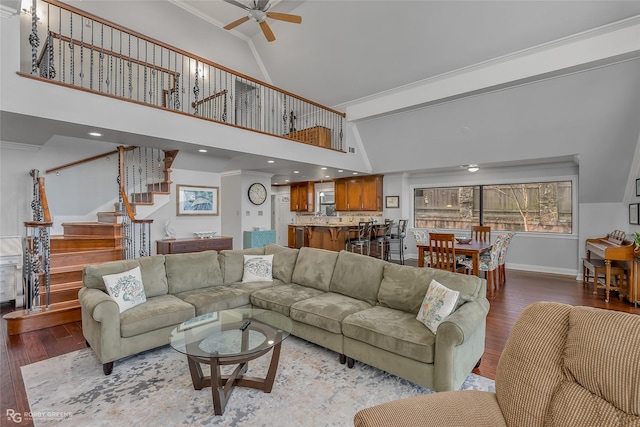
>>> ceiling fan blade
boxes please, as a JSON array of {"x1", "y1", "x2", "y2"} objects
[
  {"x1": 257, "y1": 0, "x2": 269, "y2": 10},
  {"x1": 223, "y1": 0, "x2": 250, "y2": 10},
  {"x1": 224, "y1": 16, "x2": 250, "y2": 30},
  {"x1": 266, "y1": 12, "x2": 302, "y2": 24},
  {"x1": 259, "y1": 20, "x2": 276, "y2": 42}
]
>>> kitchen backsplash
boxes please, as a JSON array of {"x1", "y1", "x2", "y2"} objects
[{"x1": 295, "y1": 212, "x2": 383, "y2": 226}]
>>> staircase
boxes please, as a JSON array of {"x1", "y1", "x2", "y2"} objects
[{"x1": 3, "y1": 149, "x2": 177, "y2": 335}]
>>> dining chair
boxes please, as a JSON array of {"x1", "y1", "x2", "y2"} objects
[
  {"x1": 460, "y1": 234, "x2": 506, "y2": 292},
  {"x1": 471, "y1": 225, "x2": 491, "y2": 241},
  {"x1": 388, "y1": 219, "x2": 408, "y2": 264},
  {"x1": 497, "y1": 232, "x2": 515, "y2": 286},
  {"x1": 427, "y1": 233, "x2": 466, "y2": 273},
  {"x1": 346, "y1": 221, "x2": 372, "y2": 256}
]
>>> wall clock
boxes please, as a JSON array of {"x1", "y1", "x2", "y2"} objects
[{"x1": 248, "y1": 182, "x2": 267, "y2": 205}]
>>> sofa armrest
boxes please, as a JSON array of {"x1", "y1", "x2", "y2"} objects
[
  {"x1": 438, "y1": 298, "x2": 490, "y2": 345},
  {"x1": 78, "y1": 287, "x2": 122, "y2": 364},
  {"x1": 78, "y1": 287, "x2": 119, "y2": 323},
  {"x1": 433, "y1": 298, "x2": 490, "y2": 391}
]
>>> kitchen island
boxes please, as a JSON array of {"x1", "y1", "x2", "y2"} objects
[{"x1": 289, "y1": 224, "x2": 354, "y2": 252}]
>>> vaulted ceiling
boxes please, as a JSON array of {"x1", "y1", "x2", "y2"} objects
[{"x1": 5, "y1": 0, "x2": 640, "y2": 203}]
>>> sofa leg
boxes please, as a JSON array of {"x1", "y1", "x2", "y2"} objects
[
  {"x1": 85, "y1": 339, "x2": 90, "y2": 348},
  {"x1": 339, "y1": 354, "x2": 346, "y2": 364},
  {"x1": 346, "y1": 357, "x2": 355, "y2": 368},
  {"x1": 474, "y1": 358, "x2": 482, "y2": 369},
  {"x1": 103, "y1": 362, "x2": 114, "y2": 375}
]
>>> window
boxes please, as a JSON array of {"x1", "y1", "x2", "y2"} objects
[{"x1": 414, "y1": 181, "x2": 572, "y2": 233}]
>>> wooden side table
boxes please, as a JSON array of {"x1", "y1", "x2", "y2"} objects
[{"x1": 157, "y1": 237, "x2": 233, "y2": 255}]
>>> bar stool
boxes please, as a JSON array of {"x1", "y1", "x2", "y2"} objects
[
  {"x1": 346, "y1": 221, "x2": 372, "y2": 256},
  {"x1": 388, "y1": 219, "x2": 408, "y2": 264},
  {"x1": 373, "y1": 219, "x2": 393, "y2": 261}
]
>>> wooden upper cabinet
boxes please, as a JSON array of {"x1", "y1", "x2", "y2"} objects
[
  {"x1": 334, "y1": 175, "x2": 383, "y2": 211},
  {"x1": 335, "y1": 180, "x2": 348, "y2": 211},
  {"x1": 289, "y1": 181, "x2": 314, "y2": 212}
]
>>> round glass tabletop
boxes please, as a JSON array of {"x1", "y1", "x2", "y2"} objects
[{"x1": 170, "y1": 308, "x2": 293, "y2": 359}]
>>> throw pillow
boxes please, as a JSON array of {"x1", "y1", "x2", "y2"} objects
[
  {"x1": 242, "y1": 254, "x2": 274, "y2": 283},
  {"x1": 416, "y1": 279, "x2": 460, "y2": 334},
  {"x1": 102, "y1": 266, "x2": 147, "y2": 313}
]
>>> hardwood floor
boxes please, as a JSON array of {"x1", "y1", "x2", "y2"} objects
[{"x1": 1, "y1": 267, "x2": 638, "y2": 426}]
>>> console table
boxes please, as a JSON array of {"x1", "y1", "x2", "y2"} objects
[{"x1": 157, "y1": 236, "x2": 233, "y2": 255}]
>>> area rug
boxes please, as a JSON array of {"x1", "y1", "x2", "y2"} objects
[{"x1": 22, "y1": 336, "x2": 494, "y2": 426}]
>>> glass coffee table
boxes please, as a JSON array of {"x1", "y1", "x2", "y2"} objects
[{"x1": 170, "y1": 308, "x2": 293, "y2": 415}]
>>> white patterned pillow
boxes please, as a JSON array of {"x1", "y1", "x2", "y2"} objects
[
  {"x1": 416, "y1": 279, "x2": 460, "y2": 334},
  {"x1": 242, "y1": 254, "x2": 274, "y2": 283},
  {"x1": 102, "y1": 266, "x2": 147, "y2": 313}
]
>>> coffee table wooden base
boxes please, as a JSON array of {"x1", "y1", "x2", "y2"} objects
[{"x1": 186, "y1": 341, "x2": 283, "y2": 415}]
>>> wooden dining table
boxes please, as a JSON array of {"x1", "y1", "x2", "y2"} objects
[{"x1": 416, "y1": 240, "x2": 493, "y2": 277}]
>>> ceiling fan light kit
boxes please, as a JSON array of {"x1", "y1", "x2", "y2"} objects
[{"x1": 223, "y1": 0, "x2": 302, "y2": 42}]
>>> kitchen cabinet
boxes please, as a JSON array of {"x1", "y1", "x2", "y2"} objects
[
  {"x1": 334, "y1": 175, "x2": 383, "y2": 211},
  {"x1": 288, "y1": 225, "x2": 296, "y2": 248},
  {"x1": 290, "y1": 181, "x2": 314, "y2": 212}
]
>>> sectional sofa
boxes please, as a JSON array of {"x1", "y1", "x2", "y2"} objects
[{"x1": 79, "y1": 244, "x2": 489, "y2": 392}]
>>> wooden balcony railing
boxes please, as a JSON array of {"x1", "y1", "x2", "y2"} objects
[{"x1": 21, "y1": 0, "x2": 346, "y2": 151}]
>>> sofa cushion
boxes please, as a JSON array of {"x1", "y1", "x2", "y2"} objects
[
  {"x1": 165, "y1": 250, "x2": 223, "y2": 294},
  {"x1": 416, "y1": 280, "x2": 460, "y2": 334},
  {"x1": 137, "y1": 255, "x2": 169, "y2": 297},
  {"x1": 83, "y1": 259, "x2": 140, "y2": 292},
  {"x1": 290, "y1": 292, "x2": 372, "y2": 334},
  {"x1": 174, "y1": 286, "x2": 251, "y2": 316},
  {"x1": 220, "y1": 248, "x2": 266, "y2": 284},
  {"x1": 242, "y1": 254, "x2": 274, "y2": 283},
  {"x1": 378, "y1": 263, "x2": 483, "y2": 314},
  {"x1": 329, "y1": 251, "x2": 385, "y2": 306},
  {"x1": 291, "y1": 247, "x2": 339, "y2": 292},
  {"x1": 265, "y1": 244, "x2": 299, "y2": 283},
  {"x1": 102, "y1": 266, "x2": 147, "y2": 313},
  {"x1": 119, "y1": 294, "x2": 195, "y2": 338},
  {"x1": 343, "y1": 306, "x2": 436, "y2": 364},
  {"x1": 251, "y1": 283, "x2": 324, "y2": 317}
]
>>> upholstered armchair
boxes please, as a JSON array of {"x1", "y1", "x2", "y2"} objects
[{"x1": 354, "y1": 301, "x2": 640, "y2": 426}]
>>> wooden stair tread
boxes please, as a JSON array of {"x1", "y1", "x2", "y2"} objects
[
  {"x1": 61, "y1": 222, "x2": 122, "y2": 227},
  {"x1": 3, "y1": 301, "x2": 82, "y2": 335}
]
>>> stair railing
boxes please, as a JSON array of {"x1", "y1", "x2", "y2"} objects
[
  {"x1": 23, "y1": 169, "x2": 53, "y2": 311},
  {"x1": 117, "y1": 145, "x2": 175, "y2": 259},
  {"x1": 23, "y1": 0, "x2": 346, "y2": 150}
]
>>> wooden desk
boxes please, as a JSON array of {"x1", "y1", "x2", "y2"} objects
[
  {"x1": 157, "y1": 236, "x2": 233, "y2": 255},
  {"x1": 417, "y1": 240, "x2": 492, "y2": 276}
]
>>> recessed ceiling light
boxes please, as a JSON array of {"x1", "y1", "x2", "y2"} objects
[
  {"x1": 285, "y1": 179, "x2": 289, "y2": 182},
  {"x1": 352, "y1": 172, "x2": 358, "y2": 175},
  {"x1": 88, "y1": 132, "x2": 102, "y2": 137},
  {"x1": 198, "y1": 149, "x2": 207, "y2": 153},
  {"x1": 338, "y1": 170, "x2": 344, "y2": 173},
  {"x1": 321, "y1": 167, "x2": 327, "y2": 170},
  {"x1": 268, "y1": 160, "x2": 275, "y2": 163},
  {"x1": 467, "y1": 164, "x2": 479, "y2": 172},
  {"x1": 293, "y1": 170, "x2": 299, "y2": 174},
  {"x1": 325, "y1": 175, "x2": 330, "y2": 178}
]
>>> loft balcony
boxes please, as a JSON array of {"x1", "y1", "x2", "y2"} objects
[{"x1": 14, "y1": 0, "x2": 346, "y2": 153}]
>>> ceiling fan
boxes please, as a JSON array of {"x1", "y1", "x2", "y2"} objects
[{"x1": 223, "y1": 0, "x2": 302, "y2": 42}]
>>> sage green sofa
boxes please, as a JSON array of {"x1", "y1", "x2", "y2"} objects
[{"x1": 79, "y1": 244, "x2": 488, "y2": 391}]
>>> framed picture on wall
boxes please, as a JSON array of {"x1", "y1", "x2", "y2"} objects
[
  {"x1": 629, "y1": 203, "x2": 639, "y2": 225},
  {"x1": 176, "y1": 185, "x2": 219, "y2": 216},
  {"x1": 636, "y1": 179, "x2": 640, "y2": 197},
  {"x1": 385, "y1": 196, "x2": 400, "y2": 208}
]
